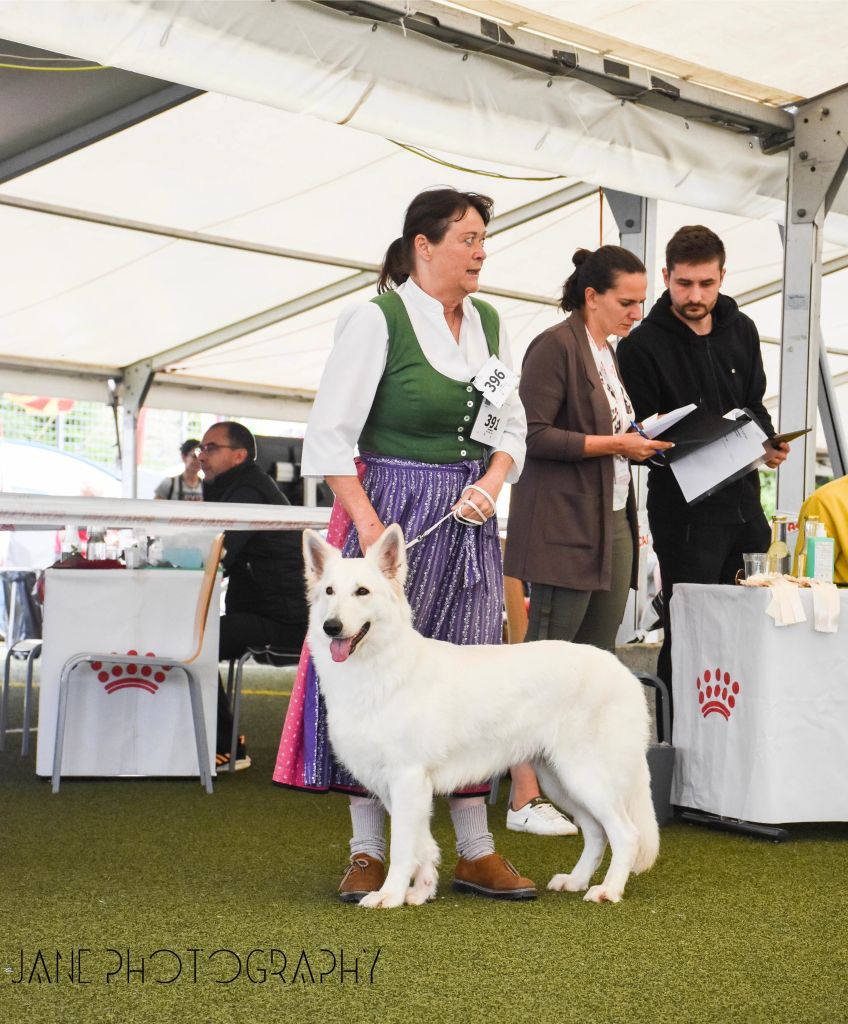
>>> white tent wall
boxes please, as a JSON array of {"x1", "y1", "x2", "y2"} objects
[
  {"x1": 0, "y1": 0, "x2": 847, "y2": 499},
  {"x1": 0, "y1": 0, "x2": 836, "y2": 233}
]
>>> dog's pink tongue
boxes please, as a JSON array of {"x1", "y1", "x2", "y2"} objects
[{"x1": 330, "y1": 636, "x2": 354, "y2": 663}]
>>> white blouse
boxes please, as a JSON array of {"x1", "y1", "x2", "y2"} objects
[
  {"x1": 587, "y1": 336, "x2": 634, "y2": 512},
  {"x1": 302, "y1": 278, "x2": 527, "y2": 483}
]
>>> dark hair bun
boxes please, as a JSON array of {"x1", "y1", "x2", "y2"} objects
[{"x1": 560, "y1": 244, "x2": 646, "y2": 314}]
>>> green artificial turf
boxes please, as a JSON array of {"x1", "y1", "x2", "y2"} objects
[{"x1": 0, "y1": 663, "x2": 846, "y2": 1024}]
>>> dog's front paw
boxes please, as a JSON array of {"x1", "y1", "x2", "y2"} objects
[
  {"x1": 547, "y1": 873, "x2": 588, "y2": 893},
  {"x1": 583, "y1": 884, "x2": 622, "y2": 904},
  {"x1": 358, "y1": 887, "x2": 406, "y2": 909},
  {"x1": 405, "y1": 872, "x2": 438, "y2": 906}
]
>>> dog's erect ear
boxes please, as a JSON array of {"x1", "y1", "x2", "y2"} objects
[
  {"x1": 368, "y1": 523, "x2": 407, "y2": 582},
  {"x1": 302, "y1": 529, "x2": 336, "y2": 584}
]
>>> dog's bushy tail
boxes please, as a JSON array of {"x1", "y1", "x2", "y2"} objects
[{"x1": 628, "y1": 758, "x2": 660, "y2": 874}]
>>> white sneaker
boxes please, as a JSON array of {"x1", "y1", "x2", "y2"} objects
[{"x1": 506, "y1": 798, "x2": 578, "y2": 836}]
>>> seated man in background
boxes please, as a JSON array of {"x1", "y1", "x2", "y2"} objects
[
  {"x1": 793, "y1": 474, "x2": 848, "y2": 584},
  {"x1": 198, "y1": 421, "x2": 308, "y2": 770}
]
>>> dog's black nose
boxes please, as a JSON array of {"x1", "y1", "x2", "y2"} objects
[{"x1": 323, "y1": 617, "x2": 343, "y2": 637}]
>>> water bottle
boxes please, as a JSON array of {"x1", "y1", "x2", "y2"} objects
[
  {"x1": 766, "y1": 514, "x2": 790, "y2": 575},
  {"x1": 87, "y1": 527, "x2": 107, "y2": 561}
]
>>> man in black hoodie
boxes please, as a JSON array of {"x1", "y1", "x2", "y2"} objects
[
  {"x1": 617, "y1": 226, "x2": 790, "y2": 708},
  {"x1": 198, "y1": 421, "x2": 308, "y2": 768}
]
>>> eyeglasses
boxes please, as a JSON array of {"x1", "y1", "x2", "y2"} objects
[{"x1": 195, "y1": 443, "x2": 241, "y2": 455}]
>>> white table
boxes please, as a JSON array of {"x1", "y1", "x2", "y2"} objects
[
  {"x1": 671, "y1": 583, "x2": 848, "y2": 824},
  {"x1": 36, "y1": 568, "x2": 220, "y2": 779}
]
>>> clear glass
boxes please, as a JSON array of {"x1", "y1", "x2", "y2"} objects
[{"x1": 743, "y1": 552, "x2": 768, "y2": 578}]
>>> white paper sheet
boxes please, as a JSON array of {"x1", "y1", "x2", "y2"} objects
[
  {"x1": 670, "y1": 417, "x2": 768, "y2": 503},
  {"x1": 641, "y1": 403, "x2": 697, "y2": 438}
]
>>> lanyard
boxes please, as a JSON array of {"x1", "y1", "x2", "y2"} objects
[{"x1": 404, "y1": 483, "x2": 496, "y2": 549}]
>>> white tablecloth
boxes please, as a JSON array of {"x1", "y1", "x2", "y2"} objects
[
  {"x1": 36, "y1": 568, "x2": 220, "y2": 778},
  {"x1": 671, "y1": 583, "x2": 848, "y2": 823}
]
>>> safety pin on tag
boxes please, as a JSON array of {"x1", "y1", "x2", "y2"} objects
[{"x1": 472, "y1": 354, "x2": 518, "y2": 410}]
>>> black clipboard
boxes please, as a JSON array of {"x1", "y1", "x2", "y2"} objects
[
  {"x1": 766, "y1": 427, "x2": 811, "y2": 447},
  {"x1": 654, "y1": 407, "x2": 752, "y2": 464}
]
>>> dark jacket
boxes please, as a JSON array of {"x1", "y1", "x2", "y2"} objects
[
  {"x1": 202, "y1": 461, "x2": 307, "y2": 625},
  {"x1": 503, "y1": 313, "x2": 638, "y2": 591},
  {"x1": 617, "y1": 291, "x2": 775, "y2": 526}
]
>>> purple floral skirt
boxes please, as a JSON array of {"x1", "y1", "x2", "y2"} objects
[{"x1": 272, "y1": 454, "x2": 503, "y2": 794}]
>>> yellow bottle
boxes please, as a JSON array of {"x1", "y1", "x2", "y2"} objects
[{"x1": 766, "y1": 514, "x2": 790, "y2": 575}]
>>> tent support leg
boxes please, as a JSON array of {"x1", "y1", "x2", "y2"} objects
[{"x1": 778, "y1": 88, "x2": 848, "y2": 510}]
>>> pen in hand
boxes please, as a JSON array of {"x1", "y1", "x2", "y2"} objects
[{"x1": 627, "y1": 421, "x2": 674, "y2": 464}]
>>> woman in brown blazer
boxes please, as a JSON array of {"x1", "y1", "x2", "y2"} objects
[{"x1": 503, "y1": 245, "x2": 672, "y2": 832}]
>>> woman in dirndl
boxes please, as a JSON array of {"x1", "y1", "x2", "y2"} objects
[{"x1": 274, "y1": 187, "x2": 559, "y2": 902}]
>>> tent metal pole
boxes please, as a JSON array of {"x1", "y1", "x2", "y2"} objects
[
  {"x1": 606, "y1": 190, "x2": 658, "y2": 641},
  {"x1": 778, "y1": 86, "x2": 848, "y2": 511},
  {"x1": 118, "y1": 361, "x2": 154, "y2": 499}
]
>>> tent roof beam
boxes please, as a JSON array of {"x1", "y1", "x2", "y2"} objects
[
  {"x1": 317, "y1": 0, "x2": 794, "y2": 152},
  {"x1": 0, "y1": 81, "x2": 201, "y2": 184}
]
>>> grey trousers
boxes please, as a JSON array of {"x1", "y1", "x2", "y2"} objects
[{"x1": 525, "y1": 508, "x2": 634, "y2": 653}]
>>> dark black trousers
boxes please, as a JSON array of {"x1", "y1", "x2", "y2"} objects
[
  {"x1": 216, "y1": 612, "x2": 307, "y2": 753},
  {"x1": 650, "y1": 511, "x2": 770, "y2": 733}
]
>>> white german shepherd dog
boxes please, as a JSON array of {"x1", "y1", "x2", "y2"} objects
[{"x1": 303, "y1": 524, "x2": 659, "y2": 909}]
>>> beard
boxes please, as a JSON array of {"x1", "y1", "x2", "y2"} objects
[{"x1": 672, "y1": 301, "x2": 711, "y2": 321}]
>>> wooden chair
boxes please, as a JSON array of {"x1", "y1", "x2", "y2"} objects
[
  {"x1": 503, "y1": 575, "x2": 529, "y2": 645},
  {"x1": 489, "y1": 572, "x2": 529, "y2": 804},
  {"x1": 51, "y1": 533, "x2": 225, "y2": 795}
]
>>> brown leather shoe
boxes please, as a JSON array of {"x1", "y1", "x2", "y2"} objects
[
  {"x1": 338, "y1": 853, "x2": 386, "y2": 904},
  {"x1": 453, "y1": 853, "x2": 537, "y2": 900}
]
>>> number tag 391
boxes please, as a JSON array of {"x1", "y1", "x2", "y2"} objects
[
  {"x1": 471, "y1": 355, "x2": 518, "y2": 410},
  {"x1": 470, "y1": 399, "x2": 506, "y2": 447}
]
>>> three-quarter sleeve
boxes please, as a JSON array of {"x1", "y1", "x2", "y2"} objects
[{"x1": 300, "y1": 302, "x2": 388, "y2": 477}]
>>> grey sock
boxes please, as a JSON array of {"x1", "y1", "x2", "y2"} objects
[
  {"x1": 450, "y1": 801, "x2": 496, "y2": 861},
  {"x1": 349, "y1": 796, "x2": 386, "y2": 862}
]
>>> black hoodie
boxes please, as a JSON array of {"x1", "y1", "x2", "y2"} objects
[
  {"x1": 202, "y1": 460, "x2": 308, "y2": 625},
  {"x1": 617, "y1": 290, "x2": 775, "y2": 525}
]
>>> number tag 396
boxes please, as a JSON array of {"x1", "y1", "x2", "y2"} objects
[{"x1": 472, "y1": 355, "x2": 518, "y2": 410}]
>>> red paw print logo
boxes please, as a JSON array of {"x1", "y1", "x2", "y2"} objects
[
  {"x1": 696, "y1": 666, "x2": 741, "y2": 721},
  {"x1": 92, "y1": 650, "x2": 172, "y2": 695}
]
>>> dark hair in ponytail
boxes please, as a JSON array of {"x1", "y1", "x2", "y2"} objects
[
  {"x1": 377, "y1": 188, "x2": 494, "y2": 293},
  {"x1": 561, "y1": 245, "x2": 646, "y2": 312}
]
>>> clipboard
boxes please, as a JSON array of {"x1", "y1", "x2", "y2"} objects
[
  {"x1": 668, "y1": 413, "x2": 769, "y2": 504},
  {"x1": 652, "y1": 406, "x2": 752, "y2": 464},
  {"x1": 766, "y1": 427, "x2": 811, "y2": 447}
]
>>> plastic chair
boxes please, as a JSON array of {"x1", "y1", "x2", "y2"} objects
[
  {"x1": 1, "y1": 638, "x2": 42, "y2": 756},
  {"x1": 51, "y1": 534, "x2": 225, "y2": 795},
  {"x1": 225, "y1": 643, "x2": 301, "y2": 772}
]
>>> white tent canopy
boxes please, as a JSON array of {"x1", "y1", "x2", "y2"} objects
[{"x1": 0, "y1": 0, "x2": 847, "y2": 495}]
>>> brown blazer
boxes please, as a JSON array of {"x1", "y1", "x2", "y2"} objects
[{"x1": 503, "y1": 313, "x2": 639, "y2": 592}]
